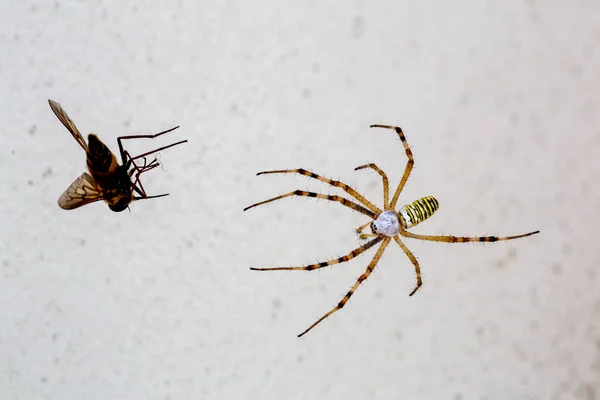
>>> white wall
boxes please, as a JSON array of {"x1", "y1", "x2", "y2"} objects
[{"x1": 1, "y1": 1, "x2": 598, "y2": 399}]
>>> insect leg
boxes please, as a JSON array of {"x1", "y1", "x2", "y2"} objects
[
  {"x1": 116, "y1": 125, "x2": 185, "y2": 165},
  {"x1": 131, "y1": 162, "x2": 161, "y2": 198}
]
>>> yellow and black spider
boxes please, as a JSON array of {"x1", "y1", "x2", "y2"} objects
[{"x1": 245, "y1": 124, "x2": 539, "y2": 337}]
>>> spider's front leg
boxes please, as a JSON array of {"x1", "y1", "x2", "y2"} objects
[
  {"x1": 244, "y1": 190, "x2": 377, "y2": 219},
  {"x1": 256, "y1": 168, "x2": 381, "y2": 214},
  {"x1": 250, "y1": 236, "x2": 383, "y2": 272},
  {"x1": 298, "y1": 237, "x2": 391, "y2": 337},
  {"x1": 369, "y1": 124, "x2": 414, "y2": 209},
  {"x1": 355, "y1": 163, "x2": 390, "y2": 210},
  {"x1": 355, "y1": 220, "x2": 378, "y2": 240}
]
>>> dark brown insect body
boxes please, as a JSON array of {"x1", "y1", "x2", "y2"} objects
[
  {"x1": 84, "y1": 134, "x2": 134, "y2": 211},
  {"x1": 49, "y1": 99, "x2": 187, "y2": 212}
]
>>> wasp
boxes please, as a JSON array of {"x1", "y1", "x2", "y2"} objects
[{"x1": 48, "y1": 99, "x2": 187, "y2": 212}]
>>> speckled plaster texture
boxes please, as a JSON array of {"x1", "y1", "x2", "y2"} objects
[{"x1": 1, "y1": 1, "x2": 599, "y2": 399}]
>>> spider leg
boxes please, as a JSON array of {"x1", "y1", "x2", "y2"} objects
[
  {"x1": 355, "y1": 220, "x2": 372, "y2": 234},
  {"x1": 370, "y1": 125, "x2": 413, "y2": 209},
  {"x1": 298, "y1": 237, "x2": 391, "y2": 337},
  {"x1": 256, "y1": 169, "x2": 381, "y2": 214},
  {"x1": 399, "y1": 229, "x2": 540, "y2": 243},
  {"x1": 359, "y1": 233, "x2": 379, "y2": 240},
  {"x1": 355, "y1": 163, "x2": 390, "y2": 210},
  {"x1": 251, "y1": 236, "x2": 383, "y2": 271},
  {"x1": 243, "y1": 190, "x2": 377, "y2": 219},
  {"x1": 393, "y1": 236, "x2": 422, "y2": 296},
  {"x1": 355, "y1": 221, "x2": 377, "y2": 239}
]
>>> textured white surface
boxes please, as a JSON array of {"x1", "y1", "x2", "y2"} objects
[
  {"x1": 373, "y1": 211, "x2": 400, "y2": 236},
  {"x1": 1, "y1": 1, "x2": 599, "y2": 399}
]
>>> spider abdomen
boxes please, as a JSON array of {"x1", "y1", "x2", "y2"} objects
[{"x1": 398, "y1": 196, "x2": 439, "y2": 228}]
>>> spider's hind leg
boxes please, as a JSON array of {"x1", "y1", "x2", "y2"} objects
[
  {"x1": 393, "y1": 236, "x2": 423, "y2": 296},
  {"x1": 399, "y1": 230, "x2": 540, "y2": 243}
]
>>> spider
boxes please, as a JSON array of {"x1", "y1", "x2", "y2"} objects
[{"x1": 244, "y1": 124, "x2": 539, "y2": 337}]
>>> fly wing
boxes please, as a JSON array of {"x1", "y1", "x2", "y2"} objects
[
  {"x1": 48, "y1": 99, "x2": 89, "y2": 152},
  {"x1": 58, "y1": 172, "x2": 104, "y2": 210}
]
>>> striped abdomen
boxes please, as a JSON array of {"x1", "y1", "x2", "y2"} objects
[
  {"x1": 86, "y1": 134, "x2": 120, "y2": 184},
  {"x1": 398, "y1": 196, "x2": 439, "y2": 228}
]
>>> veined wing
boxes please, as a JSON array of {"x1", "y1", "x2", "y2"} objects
[
  {"x1": 48, "y1": 99, "x2": 89, "y2": 152},
  {"x1": 58, "y1": 172, "x2": 104, "y2": 210}
]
